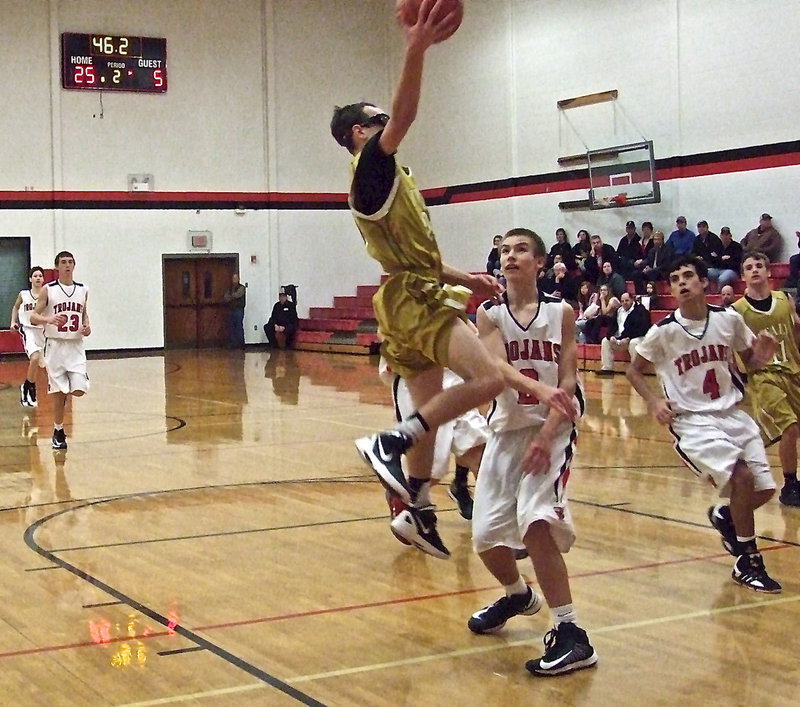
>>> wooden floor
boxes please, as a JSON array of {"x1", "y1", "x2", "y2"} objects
[{"x1": 0, "y1": 349, "x2": 798, "y2": 706}]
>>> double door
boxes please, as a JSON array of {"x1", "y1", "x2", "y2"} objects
[{"x1": 163, "y1": 256, "x2": 238, "y2": 348}]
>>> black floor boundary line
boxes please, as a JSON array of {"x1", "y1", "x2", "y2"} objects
[
  {"x1": 48, "y1": 508, "x2": 433, "y2": 552},
  {"x1": 0, "y1": 474, "x2": 373, "y2": 514},
  {"x1": 572, "y1": 498, "x2": 800, "y2": 548},
  {"x1": 23, "y1": 502, "x2": 326, "y2": 707},
  {"x1": 83, "y1": 600, "x2": 123, "y2": 608},
  {"x1": 0, "y1": 414, "x2": 186, "y2": 450},
  {"x1": 158, "y1": 646, "x2": 207, "y2": 657}
]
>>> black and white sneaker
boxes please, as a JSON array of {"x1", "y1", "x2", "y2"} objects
[
  {"x1": 779, "y1": 480, "x2": 800, "y2": 508},
  {"x1": 468, "y1": 586, "x2": 542, "y2": 634},
  {"x1": 355, "y1": 431, "x2": 412, "y2": 503},
  {"x1": 20, "y1": 383, "x2": 33, "y2": 408},
  {"x1": 526, "y1": 622, "x2": 598, "y2": 676},
  {"x1": 389, "y1": 505, "x2": 450, "y2": 560},
  {"x1": 707, "y1": 504, "x2": 738, "y2": 556},
  {"x1": 732, "y1": 553, "x2": 782, "y2": 593},
  {"x1": 448, "y1": 481, "x2": 473, "y2": 520},
  {"x1": 27, "y1": 382, "x2": 37, "y2": 407},
  {"x1": 52, "y1": 428, "x2": 68, "y2": 450}
]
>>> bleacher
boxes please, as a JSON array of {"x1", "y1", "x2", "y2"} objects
[{"x1": 295, "y1": 263, "x2": 794, "y2": 363}]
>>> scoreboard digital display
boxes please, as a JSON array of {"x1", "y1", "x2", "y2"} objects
[{"x1": 61, "y1": 32, "x2": 167, "y2": 93}]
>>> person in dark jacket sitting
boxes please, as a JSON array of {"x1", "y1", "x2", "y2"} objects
[
  {"x1": 584, "y1": 234, "x2": 617, "y2": 285},
  {"x1": 264, "y1": 289, "x2": 299, "y2": 349},
  {"x1": 596, "y1": 292, "x2": 651, "y2": 376},
  {"x1": 708, "y1": 226, "x2": 742, "y2": 289}
]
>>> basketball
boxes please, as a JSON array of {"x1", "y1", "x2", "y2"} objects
[{"x1": 395, "y1": 0, "x2": 464, "y2": 43}]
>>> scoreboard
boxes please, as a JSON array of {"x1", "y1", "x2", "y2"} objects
[{"x1": 61, "y1": 33, "x2": 167, "y2": 93}]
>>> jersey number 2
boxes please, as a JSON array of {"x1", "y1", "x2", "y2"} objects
[
  {"x1": 702, "y1": 369, "x2": 721, "y2": 400},
  {"x1": 57, "y1": 314, "x2": 80, "y2": 333},
  {"x1": 518, "y1": 369, "x2": 540, "y2": 405}
]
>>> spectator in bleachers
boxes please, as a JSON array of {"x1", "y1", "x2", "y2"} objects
[
  {"x1": 541, "y1": 262, "x2": 578, "y2": 305},
  {"x1": 583, "y1": 284, "x2": 620, "y2": 344},
  {"x1": 486, "y1": 234, "x2": 502, "y2": 279},
  {"x1": 639, "y1": 221, "x2": 655, "y2": 255},
  {"x1": 742, "y1": 213, "x2": 782, "y2": 262},
  {"x1": 693, "y1": 220, "x2": 724, "y2": 289},
  {"x1": 546, "y1": 228, "x2": 575, "y2": 271},
  {"x1": 641, "y1": 230, "x2": 674, "y2": 284},
  {"x1": 639, "y1": 281, "x2": 659, "y2": 311},
  {"x1": 708, "y1": 226, "x2": 742, "y2": 290},
  {"x1": 720, "y1": 284, "x2": 736, "y2": 308},
  {"x1": 785, "y1": 230, "x2": 800, "y2": 289},
  {"x1": 584, "y1": 234, "x2": 617, "y2": 285},
  {"x1": 575, "y1": 280, "x2": 599, "y2": 343},
  {"x1": 596, "y1": 292, "x2": 651, "y2": 376},
  {"x1": 596, "y1": 260, "x2": 627, "y2": 299},
  {"x1": 616, "y1": 221, "x2": 643, "y2": 278},
  {"x1": 666, "y1": 216, "x2": 696, "y2": 256},
  {"x1": 572, "y1": 229, "x2": 591, "y2": 271}
]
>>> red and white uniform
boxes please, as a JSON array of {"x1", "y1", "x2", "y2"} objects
[
  {"x1": 473, "y1": 296, "x2": 584, "y2": 555},
  {"x1": 635, "y1": 305, "x2": 774, "y2": 496},
  {"x1": 43, "y1": 280, "x2": 90, "y2": 395},
  {"x1": 17, "y1": 289, "x2": 45, "y2": 363}
]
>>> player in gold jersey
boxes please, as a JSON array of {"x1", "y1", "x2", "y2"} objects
[
  {"x1": 734, "y1": 252, "x2": 800, "y2": 506},
  {"x1": 330, "y1": 0, "x2": 574, "y2": 558}
]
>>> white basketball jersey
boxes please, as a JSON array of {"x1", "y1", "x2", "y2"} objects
[
  {"x1": 18, "y1": 290, "x2": 42, "y2": 329},
  {"x1": 635, "y1": 305, "x2": 753, "y2": 414},
  {"x1": 44, "y1": 280, "x2": 88, "y2": 340},
  {"x1": 483, "y1": 296, "x2": 584, "y2": 432}
]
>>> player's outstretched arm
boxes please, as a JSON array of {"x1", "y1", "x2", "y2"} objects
[
  {"x1": 380, "y1": 0, "x2": 455, "y2": 156},
  {"x1": 441, "y1": 263, "x2": 503, "y2": 301},
  {"x1": 627, "y1": 353, "x2": 674, "y2": 425},
  {"x1": 476, "y1": 305, "x2": 577, "y2": 421}
]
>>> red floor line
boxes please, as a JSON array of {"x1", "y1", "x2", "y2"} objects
[{"x1": 1, "y1": 543, "x2": 790, "y2": 661}]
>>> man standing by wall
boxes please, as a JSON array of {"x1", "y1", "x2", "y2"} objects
[{"x1": 223, "y1": 273, "x2": 247, "y2": 349}]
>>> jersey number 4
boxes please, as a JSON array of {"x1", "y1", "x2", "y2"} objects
[
  {"x1": 702, "y1": 368, "x2": 721, "y2": 400},
  {"x1": 57, "y1": 314, "x2": 81, "y2": 333}
]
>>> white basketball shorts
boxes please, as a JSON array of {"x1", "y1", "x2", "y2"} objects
[
  {"x1": 472, "y1": 423, "x2": 577, "y2": 555},
  {"x1": 669, "y1": 408, "x2": 775, "y2": 497},
  {"x1": 20, "y1": 325, "x2": 46, "y2": 364},
  {"x1": 391, "y1": 371, "x2": 489, "y2": 480},
  {"x1": 44, "y1": 338, "x2": 89, "y2": 395}
]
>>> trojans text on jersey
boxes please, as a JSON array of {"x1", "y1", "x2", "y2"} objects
[
  {"x1": 505, "y1": 338, "x2": 561, "y2": 364},
  {"x1": 53, "y1": 301, "x2": 84, "y2": 314},
  {"x1": 673, "y1": 344, "x2": 729, "y2": 375}
]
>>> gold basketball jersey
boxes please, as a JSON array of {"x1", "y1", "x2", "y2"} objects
[
  {"x1": 348, "y1": 153, "x2": 442, "y2": 277},
  {"x1": 733, "y1": 290, "x2": 800, "y2": 375}
]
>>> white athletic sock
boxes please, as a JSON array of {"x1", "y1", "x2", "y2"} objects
[
  {"x1": 54, "y1": 424, "x2": 64, "y2": 431},
  {"x1": 551, "y1": 603, "x2": 577, "y2": 626},
  {"x1": 504, "y1": 576, "x2": 528, "y2": 596},
  {"x1": 396, "y1": 412, "x2": 430, "y2": 444}
]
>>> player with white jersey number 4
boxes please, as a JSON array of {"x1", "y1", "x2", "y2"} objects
[{"x1": 627, "y1": 255, "x2": 781, "y2": 593}]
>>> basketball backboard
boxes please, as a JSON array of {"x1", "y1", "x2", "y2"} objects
[{"x1": 587, "y1": 141, "x2": 660, "y2": 209}]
